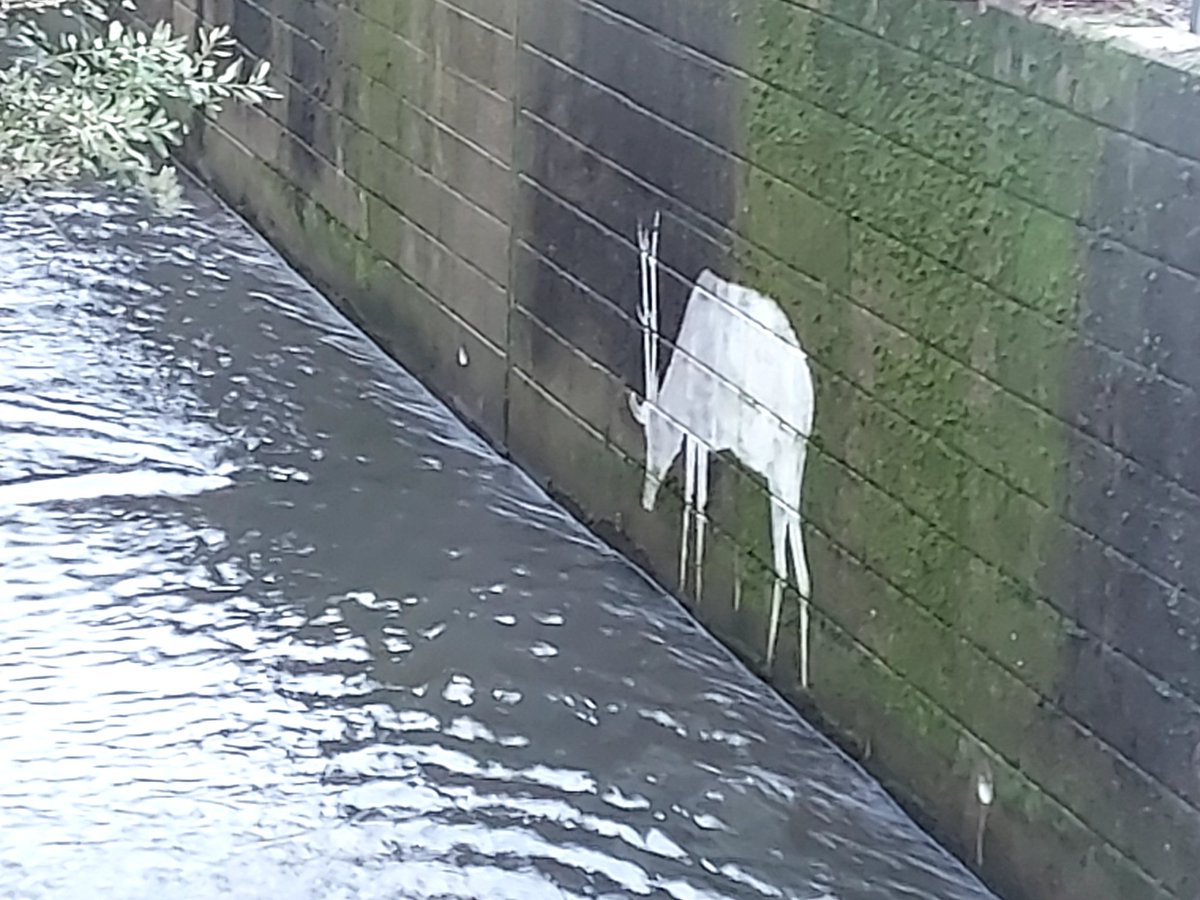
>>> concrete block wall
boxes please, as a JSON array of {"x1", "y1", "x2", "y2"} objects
[
  {"x1": 142, "y1": 0, "x2": 1200, "y2": 896},
  {"x1": 139, "y1": 0, "x2": 518, "y2": 444}
]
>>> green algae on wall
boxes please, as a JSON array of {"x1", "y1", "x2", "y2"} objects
[
  {"x1": 737, "y1": 0, "x2": 1091, "y2": 686},
  {"x1": 730, "y1": 0, "x2": 1151, "y2": 896}
]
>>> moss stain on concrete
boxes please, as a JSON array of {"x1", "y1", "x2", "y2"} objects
[{"x1": 724, "y1": 0, "x2": 1161, "y2": 894}]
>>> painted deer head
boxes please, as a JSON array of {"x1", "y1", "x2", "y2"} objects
[{"x1": 628, "y1": 212, "x2": 683, "y2": 512}]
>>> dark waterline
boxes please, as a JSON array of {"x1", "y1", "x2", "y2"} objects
[{"x1": 0, "y1": 187, "x2": 996, "y2": 900}]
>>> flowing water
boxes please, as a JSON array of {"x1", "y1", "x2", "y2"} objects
[{"x1": 0, "y1": 186, "x2": 997, "y2": 900}]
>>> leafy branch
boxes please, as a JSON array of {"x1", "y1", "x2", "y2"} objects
[{"x1": 0, "y1": 0, "x2": 279, "y2": 206}]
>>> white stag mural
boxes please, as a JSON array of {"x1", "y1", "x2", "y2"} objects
[{"x1": 628, "y1": 213, "x2": 818, "y2": 685}]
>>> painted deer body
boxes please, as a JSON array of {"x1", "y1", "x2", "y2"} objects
[{"x1": 629, "y1": 214, "x2": 816, "y2": 684}]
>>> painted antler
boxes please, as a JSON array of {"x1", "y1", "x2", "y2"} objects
[{"x1": 631, "y1": 212, "x2": 661, "y2": 422}]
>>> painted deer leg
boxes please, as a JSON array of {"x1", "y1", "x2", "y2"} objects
[
  {"x1": 789, "y1": 440, "x2": 812, "y2": 687},
  {"x1": 694, "y1": 444, "x2": 709, "y2": 605},
  {"x1": 766, "y1": 497, "x2": 789, "y2": 670},
  {"x1": 679, "y1": 438, "x2": 697, "y2": 591},
  {"x1": 789, "y1": 511, "x2": 810, "y2": 688},
  {"x1": 799, "y1": 589, "x2": 810, "y2": 688},
  {"x1": 732, "y1": 546, "x2": 742, "y2": 612}
]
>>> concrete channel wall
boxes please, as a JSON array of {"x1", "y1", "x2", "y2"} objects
[{"x1": 137, "y1": 0, "x2": 1200, "y2": 895}]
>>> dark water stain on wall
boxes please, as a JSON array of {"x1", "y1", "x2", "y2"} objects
[
  {"x1": 516, "y1": 0, "x2": 743, "y2": 393},
  {"x1": 1057, "y1": 94, "x2": 1200, "y2": 876}
]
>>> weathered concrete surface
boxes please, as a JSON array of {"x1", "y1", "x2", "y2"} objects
[{"x1": 139, "y1": 0, "x2": 1200, "y2": 895}]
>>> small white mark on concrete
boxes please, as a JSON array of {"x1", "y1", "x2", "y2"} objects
[
  {"x1": 457, "y1": 346, "x2": 469, "y2": 367},
  {"x1": 975, "y1": 764, "x2": 995, "y2": 869},
  {"x1": 977, "y1": 771, "x2": 995, "y2": 806}
]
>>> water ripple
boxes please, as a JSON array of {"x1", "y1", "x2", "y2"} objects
[{"x1": 0, "y1": 187, "x2": 995, "y2": 900}]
